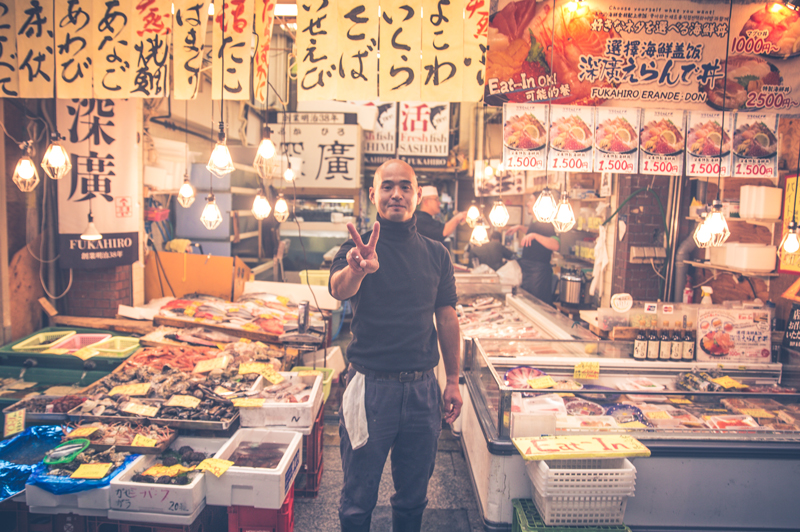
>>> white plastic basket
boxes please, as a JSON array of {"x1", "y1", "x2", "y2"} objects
[
  {"x1": 526, "y1": 458, "x2": 636, "y2": 496},
  {"x1": 533, "y1": 490, "x2": 628, "y2": 526}
]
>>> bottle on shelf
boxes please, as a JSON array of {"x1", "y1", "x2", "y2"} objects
[
  {"x1": 647, "y1": 325, "x2": 660, "y2": 360},
  {"x1": 671, "y1": 326, "x2": 683, "y2": 361},
  {"x1": 682, "y1": 328, "x2": 695, "y2": 361},
  {"x1": 659, "y1": 323, "x2": 672, "y2": 360},
  {"x1": 633, "y1": 322, "x2": 647, "y2": 360}
]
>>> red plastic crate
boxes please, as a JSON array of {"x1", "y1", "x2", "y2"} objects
[
  {"x1": 0, "y1": 500, "x2": 29, "y2": 532},
  {"x1": 301, "y1": 402, "x2": 324, "y2": 473},
  {"x1": 86, "y1": 505, "x2": 211, "y2": 532},
  {"x1": 228, "y1": 486, "x2": 294, "y2": 532},
  {"x1": 294, "y1": 458, "x2": 324, "y2": 498}
]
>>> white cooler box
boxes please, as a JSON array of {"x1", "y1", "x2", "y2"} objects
[
  {"x1": 109, "y1": 437, "x2": 227, "y2": 517},
  {"x1": 29, "y1": 506, "x2": 108, "y2": 518},
  {"x1": 108, "y1": 500, "x2": 205, "y2": 526},
  {"x1": 239, "y1": 372, "x2": 323, "y2": 430},
  {"x1": 206, "y1": 429, "x2": 302, "y2": 509},
  {"x1": 709, "y1": 243, "x2": 776, "y2": 272}
]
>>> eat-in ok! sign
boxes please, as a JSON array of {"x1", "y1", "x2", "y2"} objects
[{"x1": 346, "y1": 222, "x2": 380, "y2": 274}]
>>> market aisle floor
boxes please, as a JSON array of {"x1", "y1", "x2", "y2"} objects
[{"x1": 293, "y1": 325, "x2": 484, "y2": 531}]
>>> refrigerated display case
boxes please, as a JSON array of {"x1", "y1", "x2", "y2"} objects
[{"x1": 462, "y1": 336, "x2": 800, "y2": 531}]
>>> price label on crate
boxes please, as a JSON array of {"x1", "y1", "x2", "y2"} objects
[
  {"x1": 71, "y1": 463, "x2": 113, "y2": 479},
  {"x1": 739, "y1": 408, "x2": 775, "y2": 419},
  {"x1": 232, "y1": 398, "x2": 265, "y2": 408},
  {"x1": 68, "y1": 426, "x2": 99, "y2": 439},
  {"x1": 239, "y1": 362, "x2": 269, "y2": 375},
  {"x1": 196, "y1": 458, "x2": 234, "y2": 477},
  {"x1": 8, "y1": 381, "x2": 36, "y2": 390},
  {"x1": 109, "y1": 383, "x2": 151, "y2": 397},
  {"x1": 131, "y1": 434, "x2": 158, "y2": 447},
  {"x1": 573, "y1": 362, "x2": 600, "y2": 380},
  {"x1": 73, "y1": 347, "x2": 99, "y2": 361},
  {"x1": 242, "y1": 323, "x2": 261, "y2": 332},
  {"x1": 122, "y1": 402, "x2": 160, "y2": 417},
  {"x1": 261, "y1": 368, "x2": 284, "y2": 385},
  {"x1": 165, "y1": 395, "x2": 202, "y2": 409},
  {"x1": 213, "y1": 386, "x2": 236, "y2": 396},
  {"x1": 527, "y1": 376, "x2": 556, "y2": 389},
  {"x1": 143, "y1": 463, "x2": 196, "y2": 477},
  {"x1": 668, "y1": 397, "x2": 692, "y2": 405},
  {"x1": 193, "y1": 356, "x2": 231, "y2": 374},
  {"x1": 3, "y1": 409, "x2": 24, "y2": 438},
  {"x1": 644, "y1": 410, "x2": 672, "y2": 420},
  {"x1": 711, "y1": 376, "x2": 748, "y2": 389}
]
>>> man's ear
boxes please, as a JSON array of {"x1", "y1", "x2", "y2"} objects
[
  {"x1": 416, "y1": 188, "x2": 423, "y2": 205},
  {"x1": 369, "y1": 187, "x2": 376, "y2": 205}
]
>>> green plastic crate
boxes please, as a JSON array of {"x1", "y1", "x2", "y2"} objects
[
  {"x1": 10, "y1": 330, "x2": 76, "y2": 352},
  {"x1": 512, "y1": 499, "x2": 631, "y2": 532},
  {"x1": 292, "y1": 366, "x2": 334, "y2": 403}
]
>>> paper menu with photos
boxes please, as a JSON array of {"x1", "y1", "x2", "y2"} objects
[
  {"x1": 547, "y1": 105, "x2": 594, "y2": 173},
  {"x1": 685, "y1": 111, "x2": 734, "y2": 178},
  {"x1": 640, "y1": 109, "x2": 687, "y2": 176},
  {"x1": 594, "y1": 107, "x2": 640, "y2": 174},
  {"x1": 732, "y1": 113, "x2": 779, "y2": 179},
  {"x1": 503, "y1": 103, "x2": 548, "y2": 172}
]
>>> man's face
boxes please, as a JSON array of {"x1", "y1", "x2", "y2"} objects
[{"x1": 370, "y1": 161, "x2": 421, "y2": 222}]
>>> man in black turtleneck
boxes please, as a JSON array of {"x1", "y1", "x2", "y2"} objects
[{"x1": 329, "y1": 159, "x2": 462, "y2": 532}]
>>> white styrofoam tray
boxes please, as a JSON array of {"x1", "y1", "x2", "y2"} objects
[
  {"x1": 28, "y1": 506, "x2": 108, "y2": 518},
  {"x1": 109, "y1": 436, "x2": 227, "y2": 515},
  {"x1": 239, "y1": 372, "x2": 323, "y2": 430},
  {"x1": 108, "y1": 500, "x2": 204, "y2": 526},
  {"x1": 205, "y1": 428, "x2": 302, "y2": 509}
]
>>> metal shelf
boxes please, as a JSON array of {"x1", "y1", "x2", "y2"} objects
[
  {"x1": 684, "y1": 260, "x2": 778, "y2": 279},
  {"x1": 686, "y1": 216, "x2": 781, "y2": 229}
]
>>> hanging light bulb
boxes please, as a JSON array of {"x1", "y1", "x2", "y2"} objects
[
  {"x1": 705, "y1": 200, "x2": 731, "y2": 247},
  {"x1": 273, "y1": 194, "x2": 290, "y2": 222},
  {"x1": 552, "y1": 197, "x2": 576, "y2": 233},
  {"x1": 484, "y1": 163, "x2": 494, "y2": 178},
  {"x1": 80, "y1": 212, "x2": 102, "y2": 241},
  {"x1": 253, "y1": 135, "x2": 276, "y2": 180},
  {"x1": 784, "y1": 0, "x2": 800, "y2": 11},
  {"x1": 283, "y1": 166, "x2": 295, "y2": 181},
  {"x1": 200, "y1": 193, "x2": 223, "y2": 230},
  {"x1": 465, "y1": 202, "x2": 482, "y2": 228},
  {"x1": 489, "y1": 200, "x2": 509, "y2": 228},
  {"x1": 177, "y1": 175, "x2": 196, "y2": 208},
  {"x1": 778, "y1": 221, "x2": 800, "y2": 260},
  {"x1": 41, "y1": 134, "x2": 72, "y2": 180},
  {"x1": 693, "y1": 213, "x2": 712, "y2": 249},
  {"x1": 252, "y1": 188, "x2": 272, "y2": 220},
  {"x1": 207, "y1": 122, "x2": 235, "y2": 177},
  {"x1": 532, "y1": 187, "x2": 558, "y2": 223},
  {"x1": 470, "y1": 222, "x2": 490, "y2": 246},
  {"x1": 12, "y1": 151, "x2": 39, "y2": 193}
]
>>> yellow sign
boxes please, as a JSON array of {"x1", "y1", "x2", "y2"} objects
[
  {"x1": 512, "y1": 434, "x2": 651, "y2": 461},
  {"x1": 192, "y1": 355, "x2": 230, "y2": 373},
  {"x1": 712, "y1": 376, "x2": 748, "y2": 389},
  {"x1": 527, "y1": 376, "x2": 557, "y2": 389},
  {"x1": 574, "y1": 362, "x2": 600, "y2": 380},
  {"x1": 131, "y1": 434, "x2": 158, "y2": 447},
  {"x1": 71, "y1": 463, "x2": 113, "y2": 479},
  {"x1": 166, "y1": 395, "x2": 202, "y2": 409},
  {"x1": 109, "y1": 383, "x2": 151, "y2": 397},
  {"x1": 668, "y1": 397, "x2": 692, "y2": 404},
  {"x1": 143, "y1": 463, "x2": 196, "y2": 477},
  {"x1": 7, "y1": 381, "x2": 36, "y2": 390},
  {"x1": 739, "y1": 408, "x2": 775, "y2": 418},
  {"x1": 72, "y1": 347, "x2": 99, "y2": 361},
  {"x1": 213, "y1": 386, "x2": 236, "y2": 396},
  {"x1": 242, "y1": 323, "x2": 261, "y2": 332},
  {"x1": 196, "y1": 458, "x2": 234, "y2": 477},
  {"x1": 239, "y1": 362, "x2": 268, "y2": 375},
  {"x1": 261, "y1": 372, "x2": 285, "y2": 385},
  {"x1": 68, "y1": 426, "x2": 99, "y2": 439},
  {"x1": 122, "y1": 402, "x2": 160, "y2": 417},
  {"x1": 3, "y1": 409, "x2": 24, "y2": 438},
  {"x1": 644, "y1": 410, "x2": 672, "y2": 420},
  {"x1": 232, "y1": 398, "x2": 265, "y2": 408}
]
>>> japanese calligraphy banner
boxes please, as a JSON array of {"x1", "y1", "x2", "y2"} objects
[
  {"x1": 397, "y1": 101, "x2": 450, "y2": 167},
  {"x1": 130, "y1": 0, "x2": 171, "y2": 98},
  {"x1": 463, "y1": 0, "x2": 488, "y2": 102},
  {"x1": 269, "y1": 113, "x2": 362, "y2": 188},
  {"x1": 16, "y1": 0, "x2": 55, "y2": 98},
  {"x1": 173, "y1": 0, "x2": 208, "y2": 100},
  {"x1": 253, "y1": 0, "x2": 276, "y2": 104},
  {"x1": 93, "y1": 0, "x2": 133, "y2": 98},
  {"x1": 0, "y1": 0, "x2": 19, "y2": 97},
  {"x1": 485, "y1": 0, "x2": 800, "y2": 112},
  {"x1": 780, "y1": 175, "x2": 800, "y2": 275},
  {"x1": 56, "y1": 0, "x2": 93, "y2": 99},
  {"x1": 353, "y1": 101, "x2": 398, "y2": 166},
  {"x1": 336, "y1": 0, "x2": 378, "y2": 101},
  {"x1": 212, "y1": 0, "x2": 253, "y2": 101},
  {"x1": 57, "y1": 99, "x2": 140, "y2": 269},
  {"x1": 378, "y1": 0, "x2": 421, "y2": 102},
  {"x1": 297, "y1": 0, "x2": 338, "y2": 100},
  {"x1": 421, "y1": 0, "x2": 463, "y2": 102}
]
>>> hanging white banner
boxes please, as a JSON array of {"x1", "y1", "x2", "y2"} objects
[
  {"x1": 172, "y1": 0, "x2": 208, "y2": 100},
  {"x1": 378, "y1": 0, "x2": 420, "y2": 102},
  {"x1": 15, "y1": 0, "x2": 55, "y2": 98},
  {"x1": 0, "y1": 0, "x2": 19, "y2": 97},
  {"x1": 336, "y1": 0, "x2": 378, "y2": 101},
  {"x1": 253, "y1": 0, "x2": 276, "y2": 105},
  {"x1": 420, "y1": 0, "x2": 463, "y2": 102},
  {"x1": 129, "y1": 0, "x2": 171, "y2": 97},
  {"x1": 211, "y1": 0, "x2": 253, "y2": 101},
  {"x1": 297, "y1": 0, "x2": 338, "y2": 101},
  {"x1": 55, "y1": 0, "x2": 94, "y2": 99},
  {"x1": 93, "y1": 0, "x2": 133, "y2": 98},
  {"x1": 462, "y1": 0, "x2": 487, "y2": 102}
]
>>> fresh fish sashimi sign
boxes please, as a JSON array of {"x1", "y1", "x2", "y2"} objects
[{"x1": 486, "y1": 0, "x2": 800, "y2": 112}]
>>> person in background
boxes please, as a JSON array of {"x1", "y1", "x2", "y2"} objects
[
  {"x1": 329, "y1": 159, "x2": 462, "y2": 532},
  {"x1": 506, "y1": 194, "x2": 560, "y2": 304},
  {"x1": 468, "y1": 231, "x2": 515, "y2": 271},
  {"x1": 415, "y1": 185, "x2": 467, "y2": 243}
]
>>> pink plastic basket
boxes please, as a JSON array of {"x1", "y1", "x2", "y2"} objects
[{"x1": 47, "y1": 333, "x2": 111, "y2": 354}]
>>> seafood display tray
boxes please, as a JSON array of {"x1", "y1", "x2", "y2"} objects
[
  {"x1": 66, "y1": 403, "x2": 240, "y2": 432},
  {"x1": 153, "y1": 316, "x2": 282, "y2": 344},
  {"x1": 239, "y1": 372, "x2": 323, "y2": 430},
  {"x1": 2, "y1": 396, "x2": 78, "y2": 424},
  {"x1": 89, "y1": 431, "x2": 178, "y2": 455}
]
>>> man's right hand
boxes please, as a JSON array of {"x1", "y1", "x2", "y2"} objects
[{"x1": 346, "y1": 222, "x2": 380, "y2": 274}]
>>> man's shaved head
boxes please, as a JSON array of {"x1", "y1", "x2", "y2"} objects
[{"x1": 373, "y1": 159, "x2": 417, "y2": 189}]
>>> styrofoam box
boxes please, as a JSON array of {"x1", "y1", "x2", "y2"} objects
[
  {"x1": 108, "y1": 499, "x2": 204, "y2": 526},
  {"x1": 239, "y1": 372, "x2": 323, "y2": 430},
  {"x1": 710, "y1": 243, "x2": 776, "y2": 272},
  {"x1": 205, "y1": 429, "x2": 302, "y2": 509},
  {"x1": 29, "y1": 506, "x2": 108, "y2": 518},
  {"x1": 26, "y1": 477, "x2": 121, "y2": 510},
  {"x1": 526, "y1": 458, "x2": 636, "y2": 497},
  {"x1": 739, "y1": 185, "x2": 782, "y2": 220},
  {"x1": 109, "y1": 436, "x2": 227, "y2": 515}
]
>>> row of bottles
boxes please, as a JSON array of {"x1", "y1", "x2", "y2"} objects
[{"x1": 633, "y1": 321, "x2": 695, "y2": 361}]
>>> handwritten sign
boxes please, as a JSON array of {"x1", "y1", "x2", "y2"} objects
[
  {"x1": 232, "y1": 398, "x2": 265, "y2": 408},
  {"x1": 462, "y1": 0, "x2": 487, "y2": 102},
  {"x1": 211, "y1": 0, "x2": 253, "y2": 101},
  {"x1": 512, "y1": 434, "x2": 651, "y2": 461},
  {"x1": 783, "y1": 303, "x2": 800, "y2": 347},
  {"x1": 15, "y1": 0, "x2": 55, "y2": 98},
  {"x1": 172, "y1": 0, "x2": 209, "y2": 100},
  {"x1": 573, "y1": 362, "x2": 600, "y2": 380},
  {"x1": 297, "y1": 0, "x2": 338, "y2": 101},
  {"x1": 130, "y1": 0, "x2": 171, "y2": 98},
  {"x1": 420, "y1": 0, "x2": 462, "y2": 101},
  {"x1": 109, "y1": 383, "x2": 151, "y2": 397},
  {"x1": 0, "y1": 0, "x2": 19, "y2": 97},
  {"x1": 122, "y1": 402, "x2": 160, "y2": 417},
  {"x1": 336, "y1": 0, "x2": 378, "y2": 101},
  {"x1": 253, "y1": 0, "x2": 276, "y2": 104},
  {"x1": 68, "y1": 426, "x2": 99, "y2": 439},
  {"x1": 71, "y1": 463, "x2": 113, "y2": 479},
  {"x1": 4, "y1": 409, "x2": 24, "y2": 438},
  {"x1": 193, "y1": 356, "x2": 230, "y2": 374},
  {"x1": 55, "y1": 0, "x2": 93, "y2": 98},
  {"x1": 131, "y1": 434, "x2": 158, "y2": 447},
  {"x1": 196, "y1": 458, "x2": 233, "y2": 477},
  {"x1": 73, "y1": 347, "x2": 99, "y2": 361},
  {"x1": 527, "y1": 376, "x2": 556, "y2": 389},
  {"x1": 166, "y1": 395, "x2": 202, "y2": 409},
  {"x1": 93, "y1": 0, "x2": 133, "y2": 98}
]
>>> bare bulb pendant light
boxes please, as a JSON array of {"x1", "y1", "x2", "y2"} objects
[
  {"x1": 533, "y1": 187, "x2": 558, "y2": 223},
  {"x1": 465, "y1": 202, "x2": 481, "y2": 228},
  {"x1": 43, "y1": 1, "x2": 71, "y2": 181},
  {"x1": 469, "y1": 222, "x2": 490, "y2": 246},
  {"x1": 283, "y1": 166, "x2": 295, "y2": 181},
  {"x1": 207, "y1": 6, "x2": 234, "y2": 178},
  {"x1": 552, "y1": 196, "x2": 576, "y2": 233},
  {"x1": 177, "y1": 175, "x2": 196, "y2": 208},
  {"x1": 251, "y1": 188, "x2": 272, "y2": 220},
  {"x1": 81, "y1": 200, "x2": 102, "y2": 241},
  {"x1": 273, "y1": 194, "x2": 290, "y2": 222},
  {"x1": 253, "y1": 82, "x2": 276, "y2": 180},
  {"x1": 705, "y1": 201, "x2": 730, "y2": 247},
  {"x1": 693, "y1": 212, "x2": 712, "y2": 249},
  {"x1": 13, "y1": 142, "x2": 39, "y2": 193},
  {"x1": 779, "y1": 138, "x2": 800, "y2": 259},
  {"x1": 200, "y1": 193, "x2": 223, "y2": 230},
  {"x1": 489, "y1": 200, "x2": 509, "y2": 228}
]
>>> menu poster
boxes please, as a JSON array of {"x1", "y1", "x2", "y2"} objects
[
  {"x1": 639, "y1": 109, "x2": 686, "y2": 176},
  {"x1": 503, "y1": 103, "x2": 548, "y2": 172},
  {"x1": 685, "y1": 111, "x2": 733, "y2": 179},
  {"x1": 547, "y1": 105, "x2": 594, "y2": 173},
  {"x1": 594, "y1": 107, "x2": 640, "y2": 174},
  {"x1": 732, "y1": 113, "x2": 779, "y2": 179},
  {"x1": 397, "y1": 102, "x2": 450, "y2": 168}
]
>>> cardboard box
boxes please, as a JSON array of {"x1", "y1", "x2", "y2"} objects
[
  {"x1": 696, "y1": 306, "x2": 772, "y2": 362},
  {"x1": 144, "y1": 252, "x2": 250, "y2": 302}
]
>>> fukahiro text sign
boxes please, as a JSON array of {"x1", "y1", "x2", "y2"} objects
[{"x1": 512, "y1": 434, "x2": 651, "y2": 460}]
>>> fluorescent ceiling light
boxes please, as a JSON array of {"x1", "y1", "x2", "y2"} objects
[{"x1": 275, "y1": 4, "x2": 297, "y2": 16}]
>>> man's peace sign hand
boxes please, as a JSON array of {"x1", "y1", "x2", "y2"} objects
[{"x1": 346, "y1": 222, "x2": 380, "y2": 275}]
